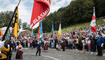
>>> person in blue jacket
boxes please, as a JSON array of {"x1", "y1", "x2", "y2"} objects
[{"x1": 96, "y1": 33, "x2": 104, "y2": 56}]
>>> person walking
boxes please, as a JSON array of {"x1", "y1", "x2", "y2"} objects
[{"x1": 36, "y1": 41, "x2": 41, "y2": 56}]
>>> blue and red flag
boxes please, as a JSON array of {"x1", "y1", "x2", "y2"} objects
[
  {"x1": 31, "y1": 29, "x2": 34, "y2": 37},
  {"x1": 38, "y1": 21, "x2": 43, "y2": 40},
  {"x1": 6, "y1": 28, "x2": 10, "y2": 40},
  {"x1": 52, "y1": 24, "x2": 54, "y2": 32}
]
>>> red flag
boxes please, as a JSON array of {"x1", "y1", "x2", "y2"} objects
[
  {"x1": 30, "y1": 0, "x2": 51, "y2": 29},
  {"x1": 90, "y1": 7, "x2": 96, "y2": 32}
]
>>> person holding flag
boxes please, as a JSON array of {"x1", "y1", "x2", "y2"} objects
[
  {"x1": 30, "y1": 0, "x2": 51, "y2": 56},
  {"x1": 90, "y1": 7, "x2": 104, "y2": 56},
  {"x1": 36, "y1": 41, "x2": 41, "y2": 56},
  {"x1": 0, "y1": 0, "x2": 21, "y2": 60},
  {"x1": 90, "y1": 7, "x2": 97, "y2": 53}
]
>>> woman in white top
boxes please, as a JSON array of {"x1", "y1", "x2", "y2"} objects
[{"x1": 16, "y1": 42, "x2": 23, "y2": 59}]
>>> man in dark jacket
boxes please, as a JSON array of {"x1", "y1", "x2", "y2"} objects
[
  {"x1": 36, "y1": 41, "x2": 41, "y2": 56},
  {"x1": 54, "y1": 37, "x2": 58, "y2": 48},
  {"x1": 61, "y1": 39, "x2": 66, "y2": 51},
  {"x1": 91, "y1": 34, "x2": 97, "y2": 52}
]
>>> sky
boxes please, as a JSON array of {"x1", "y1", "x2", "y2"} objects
[{"x1": 0, "y1": 0, "x2": 72, "y2": 24}]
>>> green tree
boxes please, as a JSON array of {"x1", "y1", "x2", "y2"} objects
[
  {"x1": 23, "y1": 22, "x2": 27, "y2": 30},
  {"x1": 22, "y1": 22, "x2": 31, "y2": 31},
  {"x1": 0, "y1": 11, "x2": 13, "y2": 28},
  {"x1": 93, "y1": 0, "x2": 105, "y2": 17},
  {"x1": 42, "y1": 0, "x2": 95, "y2": 32}
]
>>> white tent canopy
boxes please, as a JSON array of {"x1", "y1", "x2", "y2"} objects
[
  {"x1": 1, "y1": 27, "x2": 13, "y2": 35},
  {"x1": 1, "y1": 27, "x2": 25, "y2": 38}
]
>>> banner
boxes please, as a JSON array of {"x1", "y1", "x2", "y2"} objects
[
  {"x1": 38, "y1": 26, "x2": 40, "y2": 39},
  {"x1": 52, "y1": 24, "x2": 54, "y2": 32},
  {"x1": 13, "y1": 7, "x2": 19, "y2": 38},
  {"x1": 38, "y1": 21, "x2": 43, "y2": 40},
  {"x1": 31, "y1": 29, "x2": 34, "y2": 37},
  {"x1": 2, "y1": 0, "x2": 21, "y2": 41},
  {"x1": 6, "y1": 29, "x2": 10, "y2": 40},
  {"x1": 0, "y1": 28, "x2": 3, "y2": 37},
  {"x1": 90, "y1": 7, "x2": 96, "y2": 33},
  {"x1": 30, "y1": 0, "x2": 51, "y2": 29},
  {"x1": 58, "y1": 23, "x2": 62, "y2": 38},
  {"x1": 39, "y1": 21, "x2": 43, "y2": 40}
]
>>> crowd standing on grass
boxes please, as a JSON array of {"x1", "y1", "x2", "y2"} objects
[{"x1": 0, "y1": 24, "x2": 105, "y2": 60}]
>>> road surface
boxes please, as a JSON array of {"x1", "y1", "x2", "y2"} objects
[{"x1": 12, "y1": 48, "x2": 105, "y2": 60}]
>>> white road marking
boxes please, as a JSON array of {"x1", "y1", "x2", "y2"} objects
[{"x1": 42, "y1": 55, "x2": 60, "y2": 60}]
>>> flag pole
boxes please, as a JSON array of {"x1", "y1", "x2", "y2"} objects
[
  {"x1": 2, "y1": 0, "x2": 21, "y2": 41},
  {"x1": 17, "y1": 0, "x2": 21, "y2": 7}
]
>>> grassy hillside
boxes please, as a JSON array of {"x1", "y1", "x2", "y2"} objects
[{"x1": 55, "y1": 18, "x2": 105, "y2": 33}]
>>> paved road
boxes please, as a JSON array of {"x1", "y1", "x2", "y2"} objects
[{"x1": 12, "y1": 48, "x2": 105, "y2": 60}]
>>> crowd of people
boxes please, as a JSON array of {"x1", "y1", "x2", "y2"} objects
[
  {"x1": 48, "y1": 24, "x2": 105, "y2": 56},
  {"x1": 0, "y1": 24, "x2": 105, "y2": 60}
]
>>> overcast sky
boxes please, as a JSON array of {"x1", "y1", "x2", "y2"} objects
[{"x1": 0, "y1": 0, "x2": 72, "y2": 24}]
